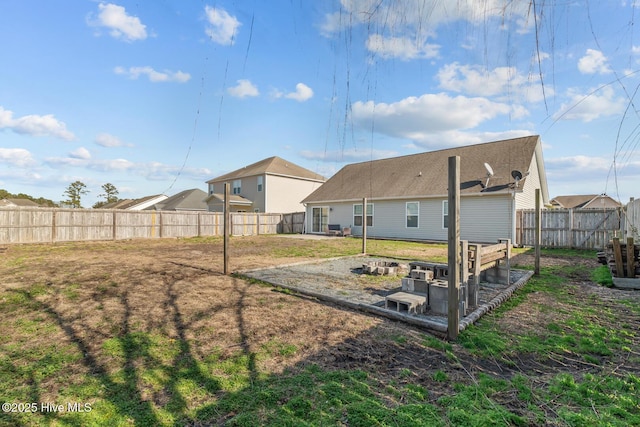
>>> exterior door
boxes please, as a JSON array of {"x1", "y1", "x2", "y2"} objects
[{"x1": 311, "y1": 207, "x2": 329, "y2": 233}]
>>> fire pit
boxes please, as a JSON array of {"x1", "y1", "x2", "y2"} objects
[{"x1": 362, "y1": 261, "x2": 408, "y2": 275}]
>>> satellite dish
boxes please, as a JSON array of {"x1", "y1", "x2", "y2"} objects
[
  {"x1": 511, "y1": 170, "x2": 523, "y2": 189},
  {"x1": 484, "y1": 162, "x2": 494, "y2": 177},
  {"x1": 482, "y1": 162, "x2": 494, "y2": 190}
]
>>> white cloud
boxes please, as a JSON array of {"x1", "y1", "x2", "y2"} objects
[
  {"x1": 554, "y1": 86, "x2": 625, "y2": 122},
  {"x1": 351, "y1": 92, "x2": 518, "y2": 146},
  {"x1": 320, "y1": 0, "x2": 531, "y2": 37},
  {"x1": 0, "y1": 106, "x2": 75, "y2": 141},
  {"x1": 228, "y1": 80, "x2": 259, "y2": 98},
  {"x1": 547, "y1": 155, "x2": 611, "y2": 174},
  {"x1": 285, "y1": 83, "x2": 314, "y2": 102},
  {"x1": 114, "y1": 66, "x2": 190, "y2": 83},
  {"x1": 578, "y1": 49, "x2": 612, "y2": 75},
  {"x1": 44, "y1": 155, "x2": 211, "y2": 182},
  {"x1": 89, "y1": 3, "x2": 147, "y2": 42},
  {"x1": 204, "y1": 6, "x2": 240, "y2": 45},
  {"x1": 366, "y1": 34, "x2": 439, "y2": 60},
  {"x1": 70, "y1": 147, "x2": 91, "y2": 160},
  {"x1": 0, "y1": 148, "x2": 36, "y2": 167},
  {"x1": 437, "y1": 62, "x2": 548, "y2": 104},
  {"x1": 299, "y1": 148, "x2": 399, "y2": 162},
  {"x1": 95, "y1": 133, "x2": 131, "y2": 147}
]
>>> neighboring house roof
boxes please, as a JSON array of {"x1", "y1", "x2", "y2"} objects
[
  {"x1": 101, "y1": 194, "x2": 169, "y2": 210},
  {"x1": 206, "y1": 156, "x2": 325, "y2": 183},
  {"x1": 0, "y1": 198, "x2": 41, "y2": 207},
  {"x1": 204, "y1": 193, "x2": 253, "y2": 206},
  {"x1": 148, "y1": 189, "x2": 208, "y2": 211},
  {"x1": 303, "y1": 135, "x2": 546, "y2": 203},
  {"x1": 550, "y1": 194, "x2": 621, "y2": 209}
]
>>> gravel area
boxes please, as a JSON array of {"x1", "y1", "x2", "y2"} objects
[{"x1": 241, "y1": 255, "x2": 532, "y2": 328}]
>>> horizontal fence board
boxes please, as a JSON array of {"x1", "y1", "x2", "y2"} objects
[{"x1": 0, "y1": 207, "x2": 302, "y2": 244}]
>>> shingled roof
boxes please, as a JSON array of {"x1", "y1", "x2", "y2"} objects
[
  {"x1": 550, "y1": 194, "x2": 621, "y2": 209},
  {"x1": 206, "y1": 156, "x2": 325, "y2": 183},
  {"x1": 303, "y1": 135, "x2": 543, "y2": 203}
]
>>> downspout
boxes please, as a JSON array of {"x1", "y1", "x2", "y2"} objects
[{"x1": 302, "y1": 202, "x2": 307, "y2": 234}]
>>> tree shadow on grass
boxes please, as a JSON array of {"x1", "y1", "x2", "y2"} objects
[{"x1": 2, "y1": 268, "x2": 235, "y2": 426}]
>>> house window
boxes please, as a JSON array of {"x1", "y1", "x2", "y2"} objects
[
  {"x1": 208, "y1": 183, "x2": 215, "y2": 195},
  {"x1": 232, "y1": 179, "x2": 241, "y2": 195},
  {"x1": 312, "y1": 207, "x2": 329, "y2": 233},
  {"x1": 443, "y1": 200, "x2": 448, "y2": 229},
  {"x1": 257, "y1": 176, "x2": 263, "y2": 192},
  {"x1": 354, "y1": 203, "x2": 373, "y2": 227},
  {"x1": 406, "y1": 202, "x2": 419, "y2": 228}
]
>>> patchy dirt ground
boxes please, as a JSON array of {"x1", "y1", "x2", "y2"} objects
[{"x1": 1, "y1": 235, "x2": 639, "y2": 423}]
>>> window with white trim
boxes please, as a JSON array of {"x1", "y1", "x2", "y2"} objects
[
  {"x1": 354, "y1": 203, "x2": 373, "y2": 227},
  {"x1": 257, "y1": 176, "x2": 263, "y2": 192},
  {"x1": 208, "y1": 183, "x2": 215, "y2": 195},
  {"x1": 406, "y1": 202, "x2": 419, "y2": 228},
  {"x1": 442, "y1": 200, "x2": 449, "y2": 229},
  {"x1": 232, "y1": 179, "x2": 241, "y2": 195}
]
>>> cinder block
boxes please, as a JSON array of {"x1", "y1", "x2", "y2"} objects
[
  {"x1": 402, "y1": 278, "x2": 429, "y2": 295},
  {"x1": 412, "y1": 279, "x2": 429, "y2": 295},
  {"x1": 484, "y1": 266, "x2": 510, "y2": 285},
  {"x1": 385, "y1": 292, "x2": 427, "y2": 315},
  {"x1": 428, "y1": 282, "x2": 465, "y2": 318},
  {"x1": 429, "y1": 282, "x2": 448, "y2": 315},
  {"x1": 410, "y1": 269, "x2": 434, "y2": 281}
]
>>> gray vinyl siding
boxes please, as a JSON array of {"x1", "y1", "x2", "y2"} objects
[{"x1": 306, "y1": 195, "x2": 513, "y2": 243}]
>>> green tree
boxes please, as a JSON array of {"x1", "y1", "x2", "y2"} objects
[
  {"x1": 93, "y1": 183, "x2": 119, "y2": 208},
  {"x1": 0, "y1": 188, "x2": 57, "y2": 207},
  {"x1": 63, "y1": 181, "x2": 89, "y2": 208}
]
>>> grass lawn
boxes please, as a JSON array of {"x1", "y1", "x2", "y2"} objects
[{"x1": 1, "y1": 236, "x2": 639, "y2": 426}]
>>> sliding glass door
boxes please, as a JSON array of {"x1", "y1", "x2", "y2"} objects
[{"x1": 311, "y1": 207, "x2": 329, "y2": 233}]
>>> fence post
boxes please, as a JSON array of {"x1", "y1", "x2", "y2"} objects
[
  {"x1": 51, "y1": 209, "x2": 57, "y2": 243},
  {"x1": 362, "y1": 197, "x2": 367, "y2": 254},
  {"x1": 224, "y1": 183, "x2": 230, "y2": 275},
  {"x1": 112, "y1": 211, "x2": 117, "y2": 240},
  {"x1": 535, "y1": 189, "x2": 541, "y2": 276},
  {"x1": 447, "y1": 156, "x2": 460, "y2": 341}
]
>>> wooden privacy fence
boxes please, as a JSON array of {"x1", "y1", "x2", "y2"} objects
[
  {"x1": 622, "y1": 198, "x2": 640, "y2": 240},
  {"x1": 0, "y1": 208, "x2": 306, "y2": 244},
  {"x1": 516, "y1": 208, "x2": 622, "y2": 249}
]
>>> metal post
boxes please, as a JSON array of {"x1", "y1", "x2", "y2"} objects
[
  {"x1": 224, "y1": 183, "x2": 230, "y2": 275},
  {"x1": 447, "y1": 156, "x2": 460, "y2": 341},
  {"x1": 362, "y1": 197, "x2": 367, "y2": 254},
  {"x1": 535, "y1": 188, "x2": 541, "y2": 276}
]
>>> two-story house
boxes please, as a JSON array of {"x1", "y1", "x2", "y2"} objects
[{"x1": 205, "y1": 156, "x2": 325, "y2": 213}]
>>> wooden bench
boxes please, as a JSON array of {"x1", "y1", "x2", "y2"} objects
[
  {"x1": 462, "y1": 239, "x2": 511, "y2": 310},
  {"x1": 467, "y1": 238, "x2": 511, "y2": 286}
]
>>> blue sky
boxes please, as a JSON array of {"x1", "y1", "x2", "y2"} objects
[{"x1": 1, "y1": 0, "x2": 639, "y2": 207}]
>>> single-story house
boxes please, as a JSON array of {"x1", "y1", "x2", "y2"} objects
[
  {"x1": 549, "y1": 194, "x2": 621, "y2": 209},
  {"x1": 0, "y1": 198, "x2": 42, "y2": 208},
  {"x1": 146, "y1": 189, "x2": 208, "y2": 211},
  {"x1": 101, "y1": 194, "x2": 169, "y2": 210},
  {"x1": 302, "y1": 135, "x2": 549, "y2": 244},
  {"x1": 205, "y1": 156, "x2": 325, "y2": 213}
]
